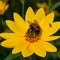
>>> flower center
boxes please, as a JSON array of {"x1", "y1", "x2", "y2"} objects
[{"x1": 25, "y1": 21, "x2": 42, "y2": 42}]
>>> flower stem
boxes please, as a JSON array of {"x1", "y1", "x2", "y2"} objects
[
  {"x1": 20, "y1": 0, "x2": 25, "y2": 18},
  {"x1": 48, "y1": 0, "x2": 52, "y2": 13},
  {"x1": 0, "y1": 16, "x2": 5, "y2": 31},
  {"x1": 48, "y1": 0, "x2": 51, "y2": 9},
  {"x1": 22, "y1": 3, "x2": 25, "y2": 18}
]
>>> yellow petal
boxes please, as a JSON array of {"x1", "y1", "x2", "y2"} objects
[
  {"x1": 12, "y1": 46, "x2": 21, "y2": 54},
  {"x1": 14, "y1": 12, "x2": 29, "y2": 33},
  {"x1": 41, "y1": 42, "x2": 57, "y2": 52},
  {"x1": 1, "y1": 40, "x2": 15, "y2": 48},
  {"x1": 45, "y1": 12, "x2": 54, "y2": 23},
  {"x1": 0, "y1": 33, "x2": 26, "y2": 46},
  {"x1": 31, "y1": 42, "x2": 46, "y2": 57},
  {"x1": 41, "y1": 36, "x2": 60, "y2": 41},
  {"x1": 0, "y1": 1, "x2": 3, "y2": 4},
  {"x1": 12, "y1": 39, "x2": 30, "y2": 54},
  {"x1": 5, "y1": 4, "x2": 9, "y2": 10},
  {"x1": 6, "y1": 20, "x2": 23, "y2": 35},
  {"x1": 43, "y1": 12, "x2": 54, "y2": 28},
  {"x1": 41, "y1": 12, "x2": 54, "y2": 33},
  {"x1": 1, "y1": 38, "x2": 23, "y2": 48},
  {"x1": 35, "y1": 7, "x2": 45, "y2": 28},
  {"x1": 0, "y1": 33, "x2": 19, "y2": 39},
  {"x1": 42, "y1": 22, "x2": 60, "y2": 37},
  {"x1": 25, "y1": 7, "x2": 35, "y2": 22},
  {"x1": 49, "y1": 22, "x2": 60, "y2": 35},
  {"x1": 22, "y1": 45, "x2": 34, "y2": 57}
]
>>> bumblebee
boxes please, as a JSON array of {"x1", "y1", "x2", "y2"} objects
[{"x1": 27, "y1": 22, "x2": 41, "y2": 38}]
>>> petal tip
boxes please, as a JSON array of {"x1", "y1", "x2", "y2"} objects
[
  {"x1": 36, "y1": 7, "x2": 45, "y2": 16},
  {"x1": 12, "y1": 51, "x2": 15, "y2": 54},
  {"x1": 1, "y1": 42, "x2": 5, "y2": 47},
  {"x1": 13, "y1": 12, "x2": 18, "y2": 17},
  {"x1": 39, "y1": 7, "x2": 45, "y2": 12},
  {"x1": 0, "y1": 33, "x2": 4, "y2": 37},
  {"x1": 12, "y1": 49, "x2": 17, "y2": 54},
  {"x1": 51, "y1": 12, "x2": 54, "y2": 15},
  {"x1": 6, "y1": 20, "x2": 10, "y2": 24},
  {"x1": 28, "y1": 7, "x2": 33, "y2": 10},
  {"x1": 27, "y1": 7, "x2": 33, "y2": 12},
  {"x1": 54, "y1": 48, "x2": 57, "y2": 52},
  {"x1": 12, "y1": 49, "x2": 19, "y2": 54}
]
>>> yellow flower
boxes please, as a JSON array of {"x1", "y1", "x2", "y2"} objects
[
  {"x1": 0, "y1": 7, "x2": 60, "y2": 57},
  {"x1": 36, "y1": 2, "x2": 48, "y2": 13},
  {"x1": 0, "y1": 0, "x2": 9, "y2": 15}
]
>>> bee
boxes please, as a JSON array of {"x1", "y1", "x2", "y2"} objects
[{"x1": 27, "y1": 21, "x2": 40, "y2": 38}]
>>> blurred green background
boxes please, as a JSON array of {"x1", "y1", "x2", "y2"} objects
[{"x1": 0, "y1": 0, "x2": 60, "y2": 60}]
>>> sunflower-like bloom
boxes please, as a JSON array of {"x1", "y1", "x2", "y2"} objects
[
  {"x1": 0, "y1": 0, "x2": 9, "y2": 15},
  {"x1": 0, "y1": 7, "x2": 60, "y2": 57}
]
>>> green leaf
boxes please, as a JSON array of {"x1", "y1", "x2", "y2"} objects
[
  {"x1": 51, "y1": 2, "x2": 60, "y2": 11},
  {"x1": 5, "y1": 54, "x2": 21, "y2": 60}
]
